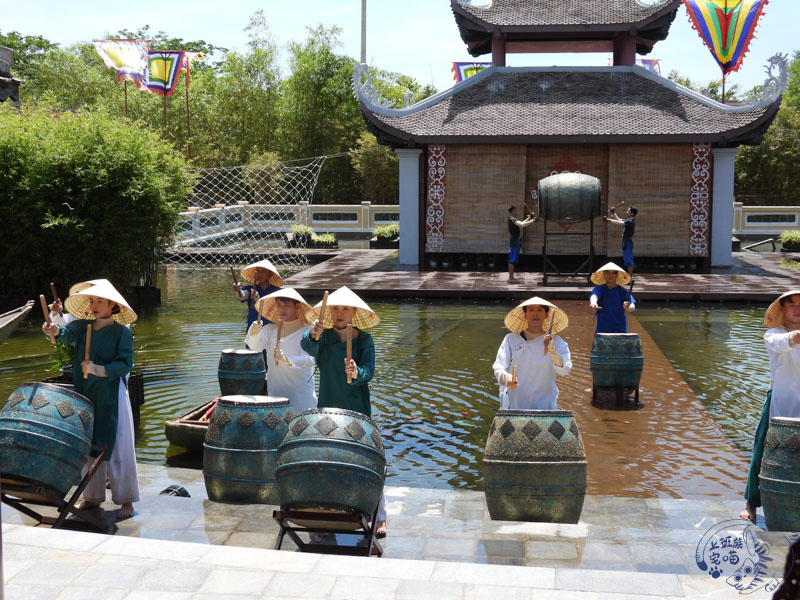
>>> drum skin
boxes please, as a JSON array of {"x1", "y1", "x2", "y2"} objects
[
  {"x1": 590, "y1": 333, "x2": 643, "y2": 390},
  {"x1": 203, "y1": 395, "x2": 293, "y2": 504},
  {"x1": 0, "y1": 382, "x2": 94, "y2": 495},
  {"x1": 483, "y1": 409, "x2": 587, "y2": 523},
  {"x1": 760, "y1": 417, "x2": 800, "y2": 531},
  {"x1": 217, "y1": 349, "x2": 266, "y2": 396},
  {"x1": 276, "y1": 408, "x2": 386, "y2": 516},
  {"x1": 537, "y1": 173, "x2": 602, "y2": 223}
]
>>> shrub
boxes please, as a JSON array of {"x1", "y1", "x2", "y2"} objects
[
  {"x1": 0, "y1": 105, "x2": 192, "y2": 295},
  {"x1": 373, "y1": 223, "x2": 399, "y2": 240},
  {"x1": 291, "y1": 224, "x2": 314, "y2": 237},
  {"x1": 315, "y1": 232, "x2": 336, "y2": 244},
  {"x1": 780, "y1": 230, "x2": 800, "y2": 250}
]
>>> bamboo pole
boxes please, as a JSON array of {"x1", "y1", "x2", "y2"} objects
[
  {"x1": 274, "y1": 319, "x2": 283, "y2": 366},
  {"x1": 314, "y1": 291, "x2": 329, "y2": 340},
  {"x1": 40, "y1": 295, "x2": 55, "y2": 343},
  {"x1": 50, "y1": 282, "x2": 59, "y2": 303},
  {"x1": 346, "y1": 324, "x2": 353, "y2": 384},
  {"x1": 83, "y1": 324, "x2": 92, "y2": 379},
  {"x1": 511, "y1": 365, "x2": 517, "y2": 385}
]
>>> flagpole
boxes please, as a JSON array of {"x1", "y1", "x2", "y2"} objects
[
  {"x1": 124, "y1": 79, "x2": 128, "y2": 117},
  {"x1": 185, "y1": 66, "x2": 192, "y2": 159}
]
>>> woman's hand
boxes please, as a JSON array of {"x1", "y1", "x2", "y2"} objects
[
  {"x1": 42, "y1": 322, "x2": 59, "y2": 337},
  {"x1": 81, "y1": 360, "x2": 107, "y2": 378},
  {"x1": 344, "y1": 358, "x2": 358, "y2": 380}
]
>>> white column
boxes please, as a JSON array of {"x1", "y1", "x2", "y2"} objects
[
  {"x1": 711, "y1": 147, "x2": 740, "y2": 267},
  {"x1": 394, "y1": 148, "x2": 422, "y2": 266}
]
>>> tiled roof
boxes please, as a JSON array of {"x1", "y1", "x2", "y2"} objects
[
  {"x1": 360, "y1": 67, "x2": 779, "y2": 147},
  {"x1": 452, "y1": 0, "x2": 682, "y2": 28}
]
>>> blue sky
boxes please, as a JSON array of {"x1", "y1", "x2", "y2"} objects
[{"x1": 3, "y1": 1, "x2": 797, "y2": 94}]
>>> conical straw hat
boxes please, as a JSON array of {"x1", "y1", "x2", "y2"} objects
[
  {"x1": 240, "y1": 259, "x2": 283, "y2": 287},
  {"x1": 504, "y1": 296, "x2": 568, "y2": 335},
  {"x1": 765, "y1": 290, "x2": 800, "y2": 328},
  {"x1": 69, "y1": 278, "x2": 112, "y2": 296},
  {"x1": 305, "y1": 286, "x2": 380, "y2": 330},
  {"x1": 64, "y1": 280, "x2": 137, "y2": 325},
  {"x1": 254, "y1": 288, "x2": 312, "y2": 323},
  {"x1": 590, "y1": 262, "x2": 632, "y2": 286}
]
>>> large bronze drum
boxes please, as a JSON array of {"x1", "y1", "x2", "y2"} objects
[
  {"x1": 537, "y1": 173, "x2": 602, "y2": 223},
  {"x1": 590, "y1": 333, "x2": 643, "y2": 390},
  {"x1": 203, "y1": 395, "x2": 293, "y2": 504},
  {"x1": 276, "y1": 408, "x2": 385, "y2": 516},
  {"x1": 217, "y1": 349, "x2": 266, "y2": 396},
  {"x1": 760, "y1": 417, "x2": 800, "y2": 531},
  {"x1": 0, "y1": 382, "x2": 94, "y2": 495},
  {"x1": 484, "y1": 409, "x2": 587, "y2": 523}
]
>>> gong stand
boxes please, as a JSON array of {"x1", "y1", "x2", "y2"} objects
[
  {"x1": 0, "y1": 446, "x2": 112, "y2": 533},
  {"x1": 273, "y1": 502, "x2": 383, "y2": 557},
  {"x1": 540, "y1": 216, "x2": 596, "y2": 286}
]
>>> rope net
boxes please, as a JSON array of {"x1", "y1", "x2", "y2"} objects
[{"x1": 162, "y1": 156, "x2": 327, "y2": 273}]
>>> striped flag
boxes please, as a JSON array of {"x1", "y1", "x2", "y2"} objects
[
  {"x1": 146, "y1": 51, "x2": 185, "y2": 96},
  {"x1": 94, "y1": 39, "x2": 150, "y2": 90}
]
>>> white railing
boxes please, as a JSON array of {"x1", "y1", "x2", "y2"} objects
[
  {"x1": 733, "y1": 202, "x2": 800, "y2": 236},
  {"x1": 175, "y1": 201, "x2": 399, "y2": 244}
]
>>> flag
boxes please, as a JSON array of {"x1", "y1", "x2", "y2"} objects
[
  {"x1": 146, "y1": 51, "x2": 185, "y2": 96},
  {"x1": 182, "y1": 51, "x2": 207, "y2": 88},
  {"x1": 637, "y1": 58, "x2": 662, "y2": 74},
  {"x1": 94, "y1": 39, "x2": 150, "y2": 90},
  {"x1": 682, "y1": 0, "x2": 769, "y2": 75},
  {"x1": 451, "y1": 61, "x2": 492, "y2": 83}
]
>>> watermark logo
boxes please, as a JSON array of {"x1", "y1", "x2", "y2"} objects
[{"x1": 695, "y1": 519, "x2": 798, "y2": 595}]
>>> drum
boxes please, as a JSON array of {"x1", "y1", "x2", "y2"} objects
[
  {"x1": 217, "y1": 349, "x2": 266, "y2": 396},
  {"x1": 760, "y1": 417, "x2": 800, "y2": 531},
  {"x1": 276, "y1": 408, "x2": 385, "y2": 516},
  {"x1": 590, "y1": 333, "x2": 643, "y2": 390},
  {"x1": 537, "y1": 173, "x2": 602, "y2": 223},
  {"x1": 0, "y1": 382, "x2": 94, "y2": 495},
  {"x1": 483, "y1": 409, "x2": 587, "y2": 523},
  {"x1": 203, "y1": 395, "x2": 293, "y2": 504}
]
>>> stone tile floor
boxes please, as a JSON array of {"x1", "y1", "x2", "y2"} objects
[{"x1": 3, "y1": 463, "x2": 797, "y2": 598}]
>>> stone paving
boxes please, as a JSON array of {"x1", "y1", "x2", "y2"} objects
[{"x1": 3, "y1": 464, "x2": 797, "y2": 598}]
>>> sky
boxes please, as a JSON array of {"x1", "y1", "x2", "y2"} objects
[{"x1": 3, "y1": 1, "x2": 798, "y2": 95}]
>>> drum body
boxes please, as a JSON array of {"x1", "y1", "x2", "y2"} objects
[
  {"x1": 483, "y1": 409, "x2": 586, "y2": 523},
  {"x1": 276, "y1": 408, "x2": 385, "y2": 516},
  {"x1": 590, "y1": 333, "x2": 643, "y2": 390},
  {"x1": 760, "y1": 417, "x2": 800, "y2": 531},
  {"x1": 203, "y1": 395, "x2": 293, "y2": 504},
  {"x1": 217, "y1": 349, "x2": 266, "y2": 396},
  {"x1": 0, "y1": 382, "x2": 94, "y2": 495},
  {"x1": 537, "y1": 173, "x2": 602, "y2": 223}
]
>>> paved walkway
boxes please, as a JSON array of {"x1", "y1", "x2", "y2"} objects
[
  {"x1": 286, "y1": 250, "x2": 800, "y2": 301},
  {"x1": 2, "y1": 464, "x2": 797, "y2": 599}
]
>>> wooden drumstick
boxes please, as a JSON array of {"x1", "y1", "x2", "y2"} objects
[
  {"x1": 50, "y1": 282, "x2": 59, "y2": 303},
  {"x1": 314, "y1": 291, "x2": 329, "y2": 340},
  {"x1": 274, "y1": 319, "x2": 283, "y2": 366},
  {"x1": 84, "y1": 324, "x2": 92, "y2": 379},
  {"x1": 511, "y1": 365, "x2": 517, "y2": 385},
  {"x1": 40, "y1": 295, "x2": 55, "y2": 343},
  {"x1": 229, "y1": 266, "x2": 238, "y2": 285},
  {"x1": 346, "y1": 323, "x2": 352, "y2": 384}
]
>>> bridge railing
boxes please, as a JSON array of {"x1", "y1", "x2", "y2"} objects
[{"x1": 733, "y1": 202, "x2": 800, "y2": 237}]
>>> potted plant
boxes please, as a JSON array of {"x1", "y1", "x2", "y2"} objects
[
  {"x1": 289, "y1": 224, "x2": 313, "y2": 248},
  {"x1": 370, "y1": 223, "x2": 399, "y2": 249},
  {"x1": 780, "y1": 231, "x2": 800, "y2": 252},
  {"x1": 311, "y1": 232, "x2": 337, "y2": 249}
]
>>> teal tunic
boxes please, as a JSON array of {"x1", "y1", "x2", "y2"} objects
[
  {"x1": 301, "y1": 328, "x2": 374, "y2": 417},
  {"x1": 57, "y1": 320, "x2": 133, "y2": 458}
]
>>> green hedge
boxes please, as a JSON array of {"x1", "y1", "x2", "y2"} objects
[{"x1": 0, "y1": 105, "x2": 192, "y2": 296}]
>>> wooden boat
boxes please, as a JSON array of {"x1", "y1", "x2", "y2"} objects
[
  {"x1": 0, "y1": 300, "x2": 34, "y2": 344},
  {"x1": 164, "y1": 397, "x2": 218, "y2": 450}
]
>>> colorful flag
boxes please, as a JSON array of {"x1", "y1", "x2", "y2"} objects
[
  {"x1": 146, "y1": 51, "x2": 185, "y2": 96},
  {"x1": 637, "y1": 58, "x2": 662, "y2": 74},
  {"x1": 94, "y1": 39, "x2": 150, "y2": 90},
  {"x1": 682, "y1": 0, "x2": 769, "y2": 74},
  {"x1": 451, "y1": 62, "x2": 492, "y2": 83},
  {"x1": 182, "y1": 51, "x2": 207, "y2": 88}
]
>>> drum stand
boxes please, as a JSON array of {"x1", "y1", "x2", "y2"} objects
[
  {"x1": 0, "y1": 447, "x2": 113, "y2": 533},
  {"x1": 272, "y1": 502, "x2": 384, "y2": 557},
  {"x1": 591, "y1": 383, "x2": 641, "y2": 409}
]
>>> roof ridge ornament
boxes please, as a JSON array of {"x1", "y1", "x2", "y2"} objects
[
  {"x1": 746, "y1": 53, "x2": 788, "y2": 109},
  {"x1": 353, "y1": 64, "x2": 394, "y2": 111},
  {"x1": 634, "y1": 0, "x2": 672, "y2": 6},
  {"x1": 456, "y1": 0, "x2": 492, "y2": 8}
]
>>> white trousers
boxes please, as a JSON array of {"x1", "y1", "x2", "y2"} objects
[
  {"x1": 377, "y1": 492, "x2": 386, "y2": 522},
  {"x1": 82, "y1": 378, "x2": 140, "y2": 505}
]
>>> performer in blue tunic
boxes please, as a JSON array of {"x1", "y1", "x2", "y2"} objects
[
  {"x1": 589, "y1": 262, "x2": 636, "y2": 334},
  {"x1": 232, "y1": 259, "x2": 282, "y2": 345},
  {"x1": 606, "y1": 206, "x2": 638, "y2": 275}
]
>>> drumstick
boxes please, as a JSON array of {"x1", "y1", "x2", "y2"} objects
[
  {"x1": 229, "y1": 266, "x2": 238, "y2": 285},
  {"x1": 50, "y1": 282, "x2": 59, "y2": 303},
  {"x1": 608, "y1": 200, "x2": 625, "y2": 214},
  {"x1": 346, "y1": 323, "x2": 352, "y2": 384},
  {"x1": 511, "y1": 365, "x2": 517, "y2": 385},
  {"x1": 40, "y1": 295, "x2": 56, "y2": 343},
  {"x1": 544, "y1": 311, "x2": 555, "y2": 356},
  {"x1": 627, "y1": 280, "x2": 635, "y2": 303},
  {"x1": 274, "y1": 319, "x2": 283, "y2": 366},
  {"x1": 83, "y1": 324, "x2": 92, "y2": 379},
  {"x1": 314, "y1": 291, "x2": 329, "y2": 340}
]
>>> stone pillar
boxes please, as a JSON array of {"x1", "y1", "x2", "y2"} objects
[
  {"x1": 394, "y1": 148, "x2": 423, "y2": 266},
  {"x1": 711, "y1": 147, "x2": 739, "y2": 267}
]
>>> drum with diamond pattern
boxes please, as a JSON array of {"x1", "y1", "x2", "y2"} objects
[
  {"x1": 760, "y1": 417, "x2": 800, "y2": 531},
  {"x1": 276, "y1": 408, "x2": 386, "y2": 516},
  {"x1": 217, "y1": 349, "x2": 266, "y2": 396},
  {"x1": 202, "y1": 395, "x2": 293, "y2": 503},
  {"x1": 590, "y1": 333, "x2": 643, "y2": 391},
  {"x1": 483, "y1": 409, "x2": 587, "y2": 523}
]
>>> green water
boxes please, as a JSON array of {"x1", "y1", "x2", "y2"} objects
[{"x1": 0, "y1": 266, "x2": 772, "y2": 492}]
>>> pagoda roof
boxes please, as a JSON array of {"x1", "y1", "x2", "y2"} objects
[
  {"x1": 452, "y1": 0, "x2": 683, "y2": 57},
  {"x1": 355, "y1": 63, "x2": 786, "y2": 148}
]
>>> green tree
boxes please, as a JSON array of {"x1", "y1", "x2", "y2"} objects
[
  {"x1": 350, "y1": 132, "x2": 398, "y2": 205},
  {"x1": 667, "y1": 69, "x2": 741, "y2": 103},
  {"x1": 0, "y1": 30, "x2": 58, "y2": 81}
]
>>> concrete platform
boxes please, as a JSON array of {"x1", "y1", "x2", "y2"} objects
[{"x1": 3, "y1": 464, "x2": 796, "y2": 599}]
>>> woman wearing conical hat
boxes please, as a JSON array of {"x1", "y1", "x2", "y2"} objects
[
  {"x1": 245, "y1": 288, "x2": 317, "y2": 413},
  {"x1": 42, "y1": 280, "x2": 138, "y2": 520},
  {"x1": 741, "y1": 290, "x2": 800, "y2": 522},
  {"x1": 232, "y1": 259, "x2": 283, "y2": 338},
  {"x1": 589, "y1": 262, "x2": 636, "y2": 334},
  {"x1": 493, "y1": 297, "x2": 572, "y2": 410}
]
